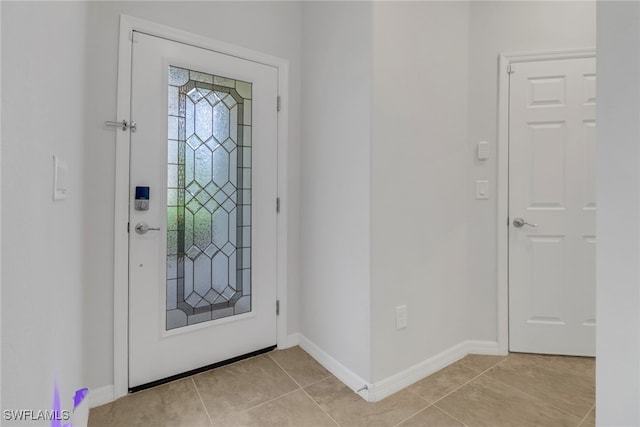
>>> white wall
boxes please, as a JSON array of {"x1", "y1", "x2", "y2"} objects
[
  {"x1": 596, "y1": 2, "x2": 640, "y2": 425},
  {"x1": 2, "y1": 2, "x2": 88, "y2": 425},
  {"x1": 300, "y1": 2, "x2": 373, "y2": 381},
  {"x1": 467, "y1": 1, "x2": 596, "y2": 342},
  {"x1": 370, "y1": 1, "x2": 471, "y2": 382},
  {"x1": 82, "y1": 1, "x2": 302, "y2": 392}
]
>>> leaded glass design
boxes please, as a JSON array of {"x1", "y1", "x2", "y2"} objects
[{"x1": 166, "y1": 66, "x2": 252, "y2": 330}]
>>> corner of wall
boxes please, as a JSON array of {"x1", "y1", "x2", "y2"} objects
[{"x1": 299, "y1": 0, "x2": 373, "y2": 383}]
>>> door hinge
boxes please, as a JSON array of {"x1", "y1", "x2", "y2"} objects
[
  {"x1": 276, "y1": 300, "x2": 280, "y2": 316},
  {"x1": 277, "y1": 96, "x2": 281, "y2": 112},
  {"x1": 276, "y1": 197, "x2": 280, "y2": 213},
  {"x1": 127, "y1": 222, "x2": 130, "y2": 233},
  {"x1": 507, "y1": 64, "x2": 514, "y2": 74}
]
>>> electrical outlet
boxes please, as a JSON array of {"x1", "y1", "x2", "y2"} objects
[{"x1": 396, "y1": 305, "x2": 407, "y2": 329}]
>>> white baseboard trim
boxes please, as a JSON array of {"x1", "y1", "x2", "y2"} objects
[
  {"x1": 87, "y1": 384, "x2": 115, "y2": 408},
  {"x1": 367, "y1": 341, "x2": 468, "y2": 401},
  {"x1": 88, "y1": 339, "x2": 501, "y2": 407},
  {"x1": 281, "y1": 332, "x2": 301, "y2": 349},
  {"x1": 367, "y1": 340, "x2": 502, "y2": 402},
  {"x1": 466, "y1": 339, "x2": 505, "y2": 356},
  {"x1": 297, "y1": 335, "x2": 372, "y2": 401},
  {"x1": 295, "y1": 336, "x2": 501, "y2": 402}
]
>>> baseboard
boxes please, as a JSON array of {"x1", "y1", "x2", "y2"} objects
[
  {"x1": 88, "y1": 339, "x2": 501, "y2": 407},
  {"x1": 367, "y1": 341, "x2": 469, "y2": 401},
  {"x1": 297, "y1": 335, "x2": 372, "y2": 401},
  {"x1": 466, "y1": 339, "x2": 505, "y2": 356},
  {"x1": 295, "y1": 336, "x2": 501, "y2": 403},
  {"x1": 87, "y1": 384, "x2": 115, "y2": 408},
  {"x1": 367, "y1": 340, "x2": 502, "y2": 402},
  {"x1": 282, "y1": 332, "x2": 301, "y2": 348}
]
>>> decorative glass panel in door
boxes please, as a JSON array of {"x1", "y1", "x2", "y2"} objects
[{"x1": 166, "y1": 66, "x2": 252, "y2": 330}]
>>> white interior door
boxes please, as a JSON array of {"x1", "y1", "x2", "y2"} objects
[
  {"x1": 128, "y1": 32, "x2": 278, "y2": 388},
  {"x1": 508, "y1": 56, "x2": 596, "y2": 356}
]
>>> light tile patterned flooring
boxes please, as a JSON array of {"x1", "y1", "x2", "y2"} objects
[{"x1": 89, "y1": 347, "x2": 595, "y2": 427}]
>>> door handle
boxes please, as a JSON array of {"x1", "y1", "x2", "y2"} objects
[
  {"x1": 134, "y1": 222, "x2": 161, "y2": 235},
  {"x1": 513, "y1": 218, "x2": 538, "y2": 228}
]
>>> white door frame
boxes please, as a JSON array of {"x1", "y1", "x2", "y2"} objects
[
  {"x1": 496, "y1": 48, "x2": 596, "y2": 354},
  {"x1": 113, "y1": 15, "x2": 289, "y2": 399}
]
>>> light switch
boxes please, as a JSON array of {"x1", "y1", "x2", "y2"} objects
[
  {"x1": 53, "y1": 155, "x2": 68, "y2": 201},
  {"x1": 476, "y1": 180, "x2": 489, "y2": 200}
]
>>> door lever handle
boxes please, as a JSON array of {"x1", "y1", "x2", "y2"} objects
[
  {"x1": 513, "y1": 218, "x2": 538, "y2": 228},
  {"x1": 135, "y1": 222, "x2": 161, "y2": 235}
]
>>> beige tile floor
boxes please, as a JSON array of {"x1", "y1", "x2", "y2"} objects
[{"x1": 89, "y1": 347, "x2": 595, "y2": 427}]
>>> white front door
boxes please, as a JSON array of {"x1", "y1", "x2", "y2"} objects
[
  {"x1": 508, "y1": 56, "x2": 596, "y2": 356},
  {"x1": 128, "y1": 32, "x2": 278, "y2": 388}
]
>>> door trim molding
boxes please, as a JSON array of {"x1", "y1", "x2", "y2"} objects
[
  {"x1": 496, "y1": 48, "x2": 595, "y2": 355},
  {"x1": 113, "y1": 14, "x2": 290, "y2": 399}
]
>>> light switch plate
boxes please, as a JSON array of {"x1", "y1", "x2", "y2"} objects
[
  {"x1": 476, "y1": 180, "x2": 489, "y2": 200},
  {"x1": 53, "y1": 155, "x2": 68, "y2": 201}
]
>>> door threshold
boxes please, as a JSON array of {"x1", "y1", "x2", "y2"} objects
[{"x1": 128, "y1": 345, "x2": 277, "y2": 393}]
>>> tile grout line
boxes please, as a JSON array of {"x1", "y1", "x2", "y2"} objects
[
  {"x1": 191, "y1": 377, "x2": 215, "y2": 427},
  {"x1": 576, "y1": 402, "x2": 596, "y2": 426},
  {"x1": 486, "y1": 354, "x2": 595, "y2": 420},
  {"x1": 426, "y1": 355, "x2": 512, "y2": 408},
  {"x1": 433, "y1": 403, "x2": 471, "y2": 427},
  {"x1": 390, "y1": 388, "x2": 434, "y2": 427},
  {"x1": 240, "y1": 388, "x2": 302, "y2": 413},
  {"x1": 391, "y1": 405, "x2": 438, "y2": 427},
  {"x1": 393, "y1": 357, "x2": 510, "y2": 427},
  {"x1": 299, "y1": 381, "x2": 342, "y2": 427},
  {"x1": 213, "y1": 353, "x2": 301, "y2": 414},
  {"x1": 420, "y1": 357, "x2": 512, "y2": 425},
  {"x1": 192, "y1": 354, "x2": 302, "y2": 422},
  {"x1": 390, "y1": 400, "x2": 431, "y2": 427},
  {"x1": 301, "y1": 374, "x2": 335, "y2": 389},
  {"x1": 189, "y1": 353, "x2": 289, "y2": 423},
  {"x1": 267, "y1": 352, "x2": 306, "y2": 389},
  {"x1": 481, "y1": 372, "x2": 588, "y2": 421},
  {"x1": 268, "y1": 353, "x2": 341, "y2": 427},
  {"x1": 266, "y1": 352, "x2": 333, "y2": 390}
]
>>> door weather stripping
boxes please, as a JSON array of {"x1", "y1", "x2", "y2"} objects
[{"x1": 105, "y1": 120, "x2": 137, "y2": 132}]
